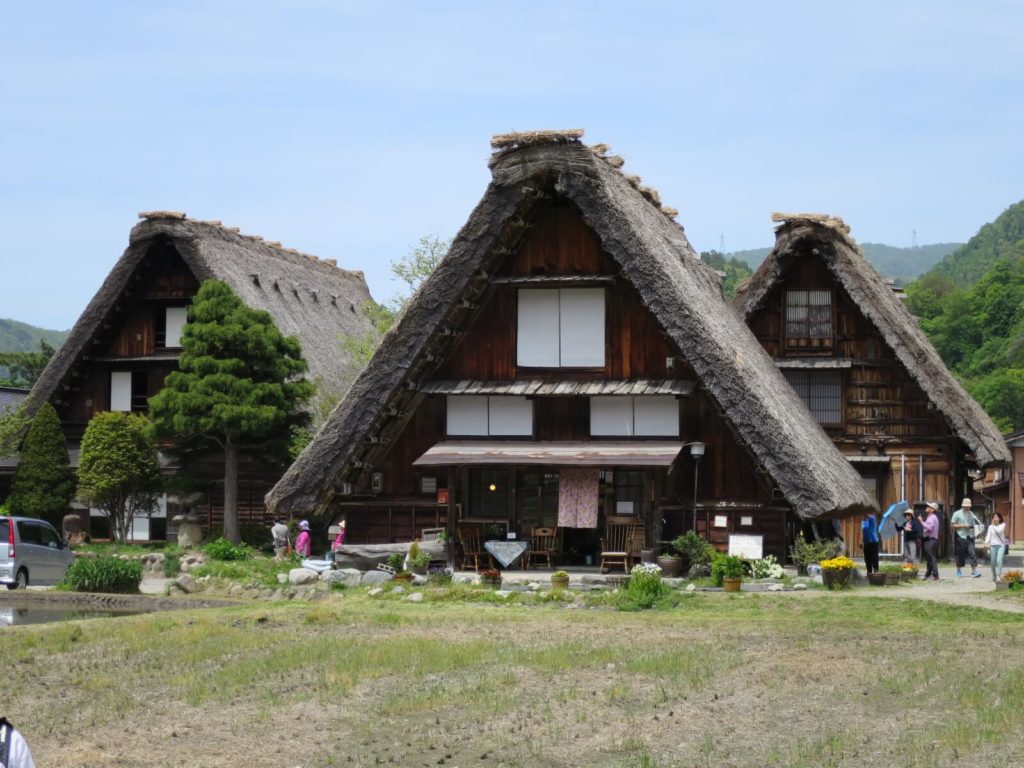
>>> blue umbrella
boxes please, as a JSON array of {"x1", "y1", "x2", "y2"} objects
[{"x1": 878, "y1": 500, "x2": 910, "y2": 539}]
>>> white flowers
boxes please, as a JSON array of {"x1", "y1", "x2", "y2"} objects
[
  {"x1": 631, "y1": 562, "x2": 663, "y2": 576},
  {"x1": 752, "y1": 555, "x2": 784, "y2": 580}
]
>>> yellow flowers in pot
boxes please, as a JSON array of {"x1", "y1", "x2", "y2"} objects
[{"x1": 819, "y1": 556, "x2": 856, "y2": 571}]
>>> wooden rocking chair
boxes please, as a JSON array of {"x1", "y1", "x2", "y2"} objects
[
  {"x1": 600, "y1": 516, "x2": 634, "y2": 573},
  {"x1": 457, "y1": 527, "x2": 488, "y2": 572},
  {"x1": 524, "y1": 527, "x2": 559, "y2": 570}
]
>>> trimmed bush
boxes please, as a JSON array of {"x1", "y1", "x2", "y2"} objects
[
  {"x1": 616, "y1": 563, "x2": 669, "y2": 611},
  {"x1": 64, "y1": 556, "x2": 143, "y2": 594},
  {"x1": 162, "y1": 553, "x2": 181, "y2": 577},
  {"x1": 204, "y1": 537, "x2": 251, "y2": 561}
]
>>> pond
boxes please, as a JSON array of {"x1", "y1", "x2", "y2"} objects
[{"x1": 0, "y1": 602, "x2": 152, "y2": 627}]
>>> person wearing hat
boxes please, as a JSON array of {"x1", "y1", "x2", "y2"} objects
[
  {"x1": 294, "y1": 520, "x2": 312, "y2": 558},
  {"x1": 920, "y1": 502, "x2": 941, "y2": 581},
  {"x1": 950, "y1": 498, "x2": 982, "y2": 578},
  {"x1": 898, "y1": 509, "x2": 923, "y2": 564}
]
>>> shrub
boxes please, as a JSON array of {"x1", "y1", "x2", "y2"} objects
[
  {"x1": 790, "y1": 534, "x2": 842, "y2": 570},
  {"x1": 386, "y1": 552, "x2": 405, "y2": 572},
  {"x1": 238, "y1": 522, "x2": 272, "y2": 547},
  {"x1": 64, "y1": 556, "x2": 143, "y2": 594},
  {"x1": 672, "y1": 531, "x2": 715, "y2": 567},
  {"x1": 617, "y1": 562, "x2": 668, "y2": 610},
  {"x1": 162, "y1": 552, "x2": 181, "y2": 577},
  {"x1": 711, "y1": 554, "x2": 746, "y2": 586},
  {"x1": 406, "y1": 540, "x2": 430, "y2": 570},
  {"x1": 751, "y1": 554, "x2": 784, "y2": 579},
  {"x1": 204, "y1": 537, "x2": 251, "y2": 562}
]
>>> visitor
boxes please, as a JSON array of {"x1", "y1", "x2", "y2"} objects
[
  {"x1": 271, "y1": 517, "x2": 290, "y2": 561},
  {"x1": 950, "y1": 498, "x2": 982, "y2": 578},
  {"x1": 900, "y1": 510, "x2": 923, "y2": 564},
  {"x1": 861, "y1": 513, "x2": 880, "y2": 574},
  {"x1": 984, "y1": 512, "x2": 1009, "y2": 583},
  {"x1": 0, "y1": 717, "x2": 36, "y2": 768},
  {"x1": 294, "y1": 520, "x2": 311, "y2": 558},
  {"x1": 331, "y1": 519, "x2": 347, "y2": 552},
  {"x1": 921, "y1": 502, "x2": 941, "y2": 581}
]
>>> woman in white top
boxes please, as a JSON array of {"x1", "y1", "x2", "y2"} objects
[{"x1": 984, "y1": 512, "x2": 1009, "y2": 583}]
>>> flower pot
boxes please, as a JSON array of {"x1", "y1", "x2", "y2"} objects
[
  {"x1": 722, "y1": 576, "x2": 742, "y2": 593},
  {"x1": 884, "y1": 573, "x2": 900, "y2": 586},
  {"x1": 995, "y1": 580, "x2": 1009, "y2": 591},
  {"x1": 393, "y1": 573, "x2": 413, "y2": 583},
  {"x1": 656, "y1": 555, "x2": 682, "y2": 578},
  {"x1": 867, "y1": 572, "x2": 887, "y2": 586},
  {"x1": 551, "y1": 575, "x2": 570, "y2": 591},
  {"x1": 822, "y1": 568, "x2": 853, "y2": 589},
  {"x1": 900, "y1": 571, "x2": 917, "y2": 583}
]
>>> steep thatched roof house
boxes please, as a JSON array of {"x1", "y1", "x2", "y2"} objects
[
  {"x1": 23, "y1": 213, "x2": 374, "y2": 538},
  {"x1": 735, "y1": 214, "x2": 1010, "y2": 551},
  {"x1": 267, "y1": 132, "x2": 875, "y2": 562}
]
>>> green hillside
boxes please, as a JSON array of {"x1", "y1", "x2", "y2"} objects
[
  {"x1": 0, "y1": 319, "x2": 68, "y2": 353},
  {"x1": 906, "y1": 200, "x2": 1024, "y2": 433},
  {"x1": 727, "y1": 242, "x2": 960, "y2": 283}
]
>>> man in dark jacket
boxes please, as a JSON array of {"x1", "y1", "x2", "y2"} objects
[{"x1": 900, "y1": 510, "x2": 923, "y2": 564}]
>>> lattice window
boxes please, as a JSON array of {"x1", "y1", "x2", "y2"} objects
[
  {"x1": 786, "y1": 290, "x2": 833, "y2": 344},
  {"x1": 784, "y1": 369, "x2": 842, "y2": 425}
]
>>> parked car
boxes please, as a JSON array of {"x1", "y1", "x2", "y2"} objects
[{"x1": 0, "y1": 516, "x2": 75, "y2": 589}]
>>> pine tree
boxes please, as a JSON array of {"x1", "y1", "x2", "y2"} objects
[
  {"x1": 148, "y1": 280, "x2": 313, "y2": 543},
  {"x1": 7, "y1": 402, "x2": 75, "y2": 525},
  {"x1": 77, "y1": 412, "x2": 162, "y2": 542}
]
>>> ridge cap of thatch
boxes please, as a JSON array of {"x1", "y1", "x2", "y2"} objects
[
  {"x1": 267, "y1": 137, "x2": 877, "y2": 520},
  {"x1": 735, "y1": 217, "x2": 1011, "y2": 467},
  {"x1": 490, "y1": 129, "x2": 585, "y2": 151}
]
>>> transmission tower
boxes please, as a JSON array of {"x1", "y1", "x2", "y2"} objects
[
  {"x1": 912, "y1": 229, "x2": 918, "y2": 249},
  {"x1": 719, "y1": 234, "x2": 725, "y2": 254}
]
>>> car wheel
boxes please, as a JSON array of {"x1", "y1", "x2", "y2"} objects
[{"x1": 13, "y1": 569, "x2": 28, "y2": 589}]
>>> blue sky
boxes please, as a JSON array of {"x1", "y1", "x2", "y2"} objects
[{"x1": 2, "y1": 1, "x2": 1022, "y2": 329}]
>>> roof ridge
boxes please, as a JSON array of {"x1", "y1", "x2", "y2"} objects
[{"x1": 771, "y1": 211, "x2": 851, "y2": 235}]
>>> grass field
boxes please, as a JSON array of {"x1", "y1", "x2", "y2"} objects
[{"x1": 2, "y1": 589, "x2": 1022, "y2": 767}]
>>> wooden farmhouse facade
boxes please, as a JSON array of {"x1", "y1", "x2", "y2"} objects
[
  {"x1": 735, "y1": 214, "x2": 1011, "y2": 553},
  {"x1": 978, "y1": 431, "x2": 1024, "y2": 543},
  {"x1": 267, "y1": 132, "x2": 876, "y2": 565},
  {"x1": 22, "y1": 213, "x2": 374, "y2": 539}
]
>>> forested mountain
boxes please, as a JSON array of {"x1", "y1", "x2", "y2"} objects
[
  {"x1": 727, "y1": 242, "x2": 960, "y2": 283},
  {"x1": 699, "y1": 251, "x2": 752, "y2": 297},
  {"x1": 0, "y1": 319, "x2": 67, "y2": 352},
  {"x1": 906, "y1": 199, "x2": 1024, "y2": 433}
]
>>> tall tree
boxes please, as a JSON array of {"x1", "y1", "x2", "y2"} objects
[
  {"x1": 77, "y1": 412, "x2": 162, "y2": 542},
  {"x1": 0, "y1": 340, "x2": 55, "y2": 388},
  {"x1": 7, "y1": 403, "x2": 75, "y2": 525},
  {"x1": 148, "y1": 280, "x2": 313, "y2": 543}
]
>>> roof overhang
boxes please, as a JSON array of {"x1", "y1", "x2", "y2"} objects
[
  {"x1": 413, "y1": 441, "x2": 684, "y2": 467},
  {"x1": 774, "y1": 358, "x2": 853, "y2": 369},
  {"x1": 420, "y1": 379, "x2": 695, "y2": 397}
]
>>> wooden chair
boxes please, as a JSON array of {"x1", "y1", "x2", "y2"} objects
[
  {"x1": 600, "y1": 516, "x2": 634, "y2": 573},
  {"x1": 457, "y1": 527, "x2": 487, "y2": 572},
  {"x1": 627, "y1": 524, "x2": 645, "y2": 565},
  {"x1": 524, "y1": 527, "x2": 559, "y2": 570}
]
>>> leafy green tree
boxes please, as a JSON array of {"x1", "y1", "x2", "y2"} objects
[
  {"x1": 700, "y1": 250, "x2": 753, "y2": 298},
  {"x1": 76, "y1": 412, "x2": 162, "y2": 542},
  {"x1": 148, "y1": 280, "x2": 313, "y2": 543},
  {"x1": 7, "y1": 403, "x2": 75, "y2": 525},
  {"x1": 0, "y1": 403, "x2": 30, "y2": 461},
  {"x1": 0, "y1": 340, "x2": 55, "y2": 388},
  {"x1": 969, "y1": 368, "x2": 1024, "y2": 433}
]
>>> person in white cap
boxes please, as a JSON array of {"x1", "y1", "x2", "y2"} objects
[
  {"x1": 920, "y1": 502, "x2": 941, "y2": 581},
  {"x1": 950, "y1": 498, "x2": 982, "y2": 578}
]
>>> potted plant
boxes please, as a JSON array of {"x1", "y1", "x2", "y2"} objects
[
  {"x1": 712, "y1": 554, "x2": 746, "y2": 592},
  {"x1": 880, "y1": 563, "x2": 902, "y2": 586},
  {"x1": 406, "y1": 540, "x2": 431, "y2": 575},
  {"x1": 551, "y1": 570, "x2": 570, "y2": 590},
  {"x1": 655, "y1": 550, "x2": 683, "y2": 578},
  {"x1": 751, "y1": 554, "x2": 785, "y2": 581},
  {"x1": 386, "y1": 552, "x2": 412, "y2": 582},
  {"x1": 790, "y1": 534, "x2": 842, "y2": 576},
  {"x1": 900, "y1": 562, "x2": 919, "y2": 583},
  {"x1": 480, "y1": 568, "x2": 502, "y2": 588},
  {"x1": 820, "y1": 556, "x2": 856, "y2": 589},
  {"x1": 998, "y1": 570, "x2": 1023, "y2": 591},
  {"x1": 672, "y1": 531, "x2": 715, "y2": 577},
  {"x1": 867, "y1": 571, "x2": 887, "y2": 586}
]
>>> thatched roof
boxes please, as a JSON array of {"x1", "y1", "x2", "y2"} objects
[
  {"x1": 267, "y1": 133, "x2": 877, "y2": 520},
  {"x1": 26, "y1": 214, "x2": 374, "y2": 414},
  {"x1": 734, "y1": 214, "x2": 1011, "y2": 468}
]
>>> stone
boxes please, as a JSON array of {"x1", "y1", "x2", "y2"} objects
[
  {"x1": 288, "y1": 568, "x2": 319, "y2": 586},
  {"x1": 494, "y1": 590, "x2": 513, "y2": 599},
  {"x1": 176, "y1": 520, "x2": 204, "y2": 549},
  {"x1": 793, "y1": 583, "x2": 807, "y2": 591},
  {"x1": 686, "y1": 564, "x2": 711, "y2": 579},
  {"x1": 391, "y1": 585, "x2": 406, "y2": 595},
  {"x1": 411, "y1": 574, "x2": 428, "y2": 586},
  {"x1": 404, "y1": 592, "x2": 424, "y2": 603},
  {"x1": 368, "y1": 587, "x2": 384, "y2": 596},
  {"x1": 174, "y1": 574, "x2": 196, "y2": 594},
  {"x1": 269, "y1": 589, "x2": 285, "y2": 600},
  {"x1": 527, "y1": 582, "x2": 541, "y2": 591},
  {"x1": 277, "y1": 573, "x2": 289, "y2": 584},
  {"x1": 452, "y1": 572, "x2": 479, "y2": 585},
  {"x1": 662, "y1": 578, "x2": 685, "y2": 589},
  {"x1": 324, "y1": 569, "x2": 362, "y2": 588},
  {"x1": 768, "y1": 584, "x2": 784, "y2": 592},
  {"x1": 685, "y1": 583, "x2": 697, "y2": 592},
  {"x1": 229, "y1": 584, "x2": 244, "y2": 596},
  {"x1": 361, "y1": 570, "x2": 394, "y2": 586}
]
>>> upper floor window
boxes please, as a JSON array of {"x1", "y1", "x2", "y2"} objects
[
  {"x1": 446, "y1": 396, "x2": 533, "y2": 436},
  {"x1": 517, "y1": 288, "x2": 605, "y2": 368},
  {"x1": 156, "y1": 307, "x2": 188, "y2": 349},
  {"x1": 785, "y1": 290, "x2": 832, "y2": 347},
  {"x1": 783, "y1": 369, "x2": 842, "y2": 425},
  {"x1": 110, "y1": 371, "x2": 149, "y2": 414},
  {"x1": 590, "y1": 396, "x2": 679, "y2": 437}
]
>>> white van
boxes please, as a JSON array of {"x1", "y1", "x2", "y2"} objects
[{"x1": 0, "y1": 516, "x2": 75, "y2": 589}]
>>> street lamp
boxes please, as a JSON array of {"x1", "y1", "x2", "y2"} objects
[{"x1": 686, "y1": 442, "x2": 706, "y2": 532}]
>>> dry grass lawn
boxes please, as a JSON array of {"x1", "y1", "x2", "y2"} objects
[{"x1": 2, "y1": 589, "x2": 1022, "y2": 767}]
